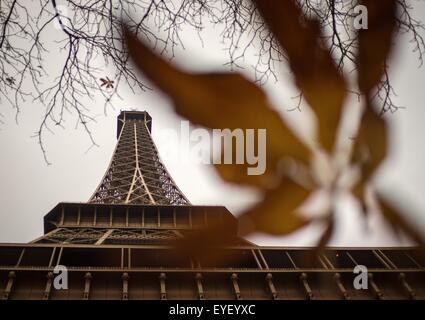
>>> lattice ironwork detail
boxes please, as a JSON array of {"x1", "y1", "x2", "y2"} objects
[
  {"x1": 104, "y1": 229, "x2": 182, "y2": 244},
  {"x1": 38, "y1": 228, "x2": 106, "y2": 244},
  {"x1": 89, "y1": 111, "x2": 189, "y2": 205},
  {"x1": 38, "y1": 228, "x2": 182, "y2": 245}
]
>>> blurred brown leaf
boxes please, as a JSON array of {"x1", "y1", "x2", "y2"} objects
[
  {"x1": 352, "y1": 0, "x2": 396, "y2": 216},
  {"x1": 254, "y1": 0, "x2": 346, "y2": 152},
  {"x1": 172, "y1": 222, "x2": 240, "y2": 266},
  {"x1": 171, "y1": 177, "x2": 311, "y2": 266},
  {"x1": 352, "y1": 106, "x2": 388, "y2": 209},
  {"x1": 124, "y1": 26, "x2": 310, "y2": 188},
  {"x1": 315, "y1": 215, "x2": 335, "y2": 254},
  {"x1": 377, "y1": 191, "x2": 425, "y2": 246},
  {"x1": 214, "y1": 162, "x2": 272, "y2": 187},
  {"x1": 238, "y1": 177, "x2": 311, "y2": 236},
  {"x1": 121, "y1": 0, "x2": 421, "y2": 252},
  {"x1": 357, "y1": 0, "x2": 397, "y2": 95}
]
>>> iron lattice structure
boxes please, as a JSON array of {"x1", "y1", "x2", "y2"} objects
[
  {"x1": 90, "y1": 111, "x2": 189, "y2": 205},
  {"x1": 0, "y1": 110, "x2": 424, "y2": 300}
]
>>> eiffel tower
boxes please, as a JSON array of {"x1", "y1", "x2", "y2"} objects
[{"x1": 0, "y1": 110, "x2": 424, "y2": 300}]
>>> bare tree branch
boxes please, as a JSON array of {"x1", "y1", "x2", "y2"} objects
[{"x1": 0, "y1": 0, "x2": 423, "y2": 161}]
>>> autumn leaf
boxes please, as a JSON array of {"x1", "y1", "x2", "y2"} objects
[
  {"x1": 123, "y1": 26, "x2": 310, "y2": 187},
  {"x1": 376, "y1": 191, "x2": 425, "y2": 246},
  {"x1": 357, "y1": 0, "x2": 397, "y2": 95},
  {"x1": 351, "y1": 105, "x2": 388, "y2": 210},
  {"x1": 171, "y1": 219, "x2": 244, "y2": 266},
  {"x1": 254, "y1": 0, "x2": 347, "y2": 153},
  {"x1": 237, "y1": 177, "x2": 311, "y2": 236},
  {"x1": 172, "y1": 177, "x2": 311, "y2": 265},
  {"x1": 315, "y1": 215, "x2": 335, "y2": 254},
  {"x1": 351, "y1": 0, "x2": 397, "y2": 213},
  {"x1": 120, "y1": 0, "x2": 420, "y2": 253}
]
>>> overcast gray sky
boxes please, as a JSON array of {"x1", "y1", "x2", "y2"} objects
[{"x1": 1, "y1": 1, "x2": 425, "y2": 246}]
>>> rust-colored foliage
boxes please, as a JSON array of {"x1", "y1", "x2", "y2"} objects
[
  {"x1": 123, "y1": 0, "x2": 424, "y2": 254},
  {"x1": 357, "y1": 0, "x2": 397, "y2": 96},
  {"x1": 255, "y1": 1, "x2": 347, "y2": 153},
  {"x1": 351, "y1": 104, "x2": 388, "y2": 213},
  {"x1": 377, "y1": 192, "x2": 424, "y2": 246},
  {"x1": 238, "y1": 177, "x2": 311, "y2": 236},
  {"x1": 124, "y1": 29, "x2": 310, "y2": 188}
]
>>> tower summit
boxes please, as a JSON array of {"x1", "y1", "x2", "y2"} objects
[{"x1": 90, "y1": 111, "x2": 189, "y2": 205}]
